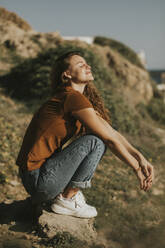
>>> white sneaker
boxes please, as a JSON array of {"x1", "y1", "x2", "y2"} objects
[{"x1": 51, "y1": 191, "x2": 97, "y2": 218}]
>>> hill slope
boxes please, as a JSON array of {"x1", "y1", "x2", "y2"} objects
[
  {"x1": 0, "y1": 7, "x2": 165, "y2": 248},
  {"x1": 0, "y1": 83, "x2": 165, "y2": 247},
  {"x1": 0, "y1": 7, "x2": 32, "y2": 31}
]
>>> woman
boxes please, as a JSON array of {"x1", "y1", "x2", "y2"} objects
[{"x1": 16, "y1": 50, "x2": 154, "y2": 219}]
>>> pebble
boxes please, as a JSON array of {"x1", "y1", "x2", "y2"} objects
[
  {"x1": 9, "y1": 180, "x2": 20, "y2": 186},
  {"x1": 33, "y1": 244, "x2": 40, "y2": 248},
  {"x1": 20, "y1": 234, "x2": 30, "y2": 240},
  {"x1": 10, "y1": 221, "x2": 15, "y2": 225},
  {"x1": 4, "y1": 199, "x2": 13, "y2": 204}
]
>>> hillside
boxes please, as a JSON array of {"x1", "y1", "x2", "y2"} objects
[
  {"x1": 0, "y1": 7, "x2": 32, "y2": 31},
  {"x1": 0, "y1": 7, "x2": 165, "y2": 248},
  {"x1": 0, "y1": 81, "x2": 165, "y2": 248},
  {"x1": 0, "y1": 7, "x2": 62, "y2": 74}
]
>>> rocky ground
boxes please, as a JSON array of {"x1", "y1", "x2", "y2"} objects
[
  {"x1": 0, "y1": 88, "x2": 165, "y2": 248},
  {"x1": 0, "y1": 7, "x2": 165, "y2": 247},
  {"x1": 0, "y1": 90, "x2": 109, "y2": 248}
]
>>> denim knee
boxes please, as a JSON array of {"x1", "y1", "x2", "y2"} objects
[{"x1": 84, "y1": 134, "x2": 107, "y2": 155}]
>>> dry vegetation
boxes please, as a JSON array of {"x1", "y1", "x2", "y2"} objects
[
  {"x1": 0, "y1": 81, "x2": 165, "y2": 247},
  {"x1": 0, "y1": 7, "x2": 32, "y2": 31},
  {"x1": 0, "y1": 7, "x2": 165, "y2": 248}
]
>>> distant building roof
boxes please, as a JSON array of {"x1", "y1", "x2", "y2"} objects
[{"x1": 63, "y1": 36, "x2": 94, "y2": 44}]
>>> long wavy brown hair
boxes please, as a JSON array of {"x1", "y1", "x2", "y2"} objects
[{"x1": 50, "y1": 51, "x2": 111, "y2": 125}]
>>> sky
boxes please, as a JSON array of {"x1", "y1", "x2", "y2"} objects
[{"x1": 0, "y1": 0, "x2": 164, "y2": 69}]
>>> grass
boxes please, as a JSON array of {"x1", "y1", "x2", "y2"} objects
[
  {"x1": 84, "y1": 151, "x2": 165, "y2": 248},
  {"x1": 147, "y1": 98, "x2": 165, "y2": 125},
  {"x1": 0, "y1": 89, "x2": 32, "y2": 182},
  {"x1": 0, "y1": 42, "x2": 148, "y2": 135},
  {"x1": 0, "y1": 45, "x2": 24, "y2": 67},
  {"x1": 39, "y1": 232, "x2": 88, "y2": 248},
  {"x1": 0, "y1": 40, "x2": 165, "y2": 247},
  {"x1": 0, "y1": 82, "x2": 165, "y2": 247}
]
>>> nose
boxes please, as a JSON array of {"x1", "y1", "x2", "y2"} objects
[{"x1": 86, "y1": 64, "x2": 91, "y2": 70}]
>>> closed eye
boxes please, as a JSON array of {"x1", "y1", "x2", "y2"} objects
[{"x1": 79, "y1": 63, "x2": 89, "y2": 68}]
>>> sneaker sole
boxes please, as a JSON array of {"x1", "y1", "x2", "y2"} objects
[{"x1": 51, "y1": 204, "x2": 97, "y2": 218}]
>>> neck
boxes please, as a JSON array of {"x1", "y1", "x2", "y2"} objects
[{"x1": 70, "y1": 82, "x2": 87, "y2": 94}]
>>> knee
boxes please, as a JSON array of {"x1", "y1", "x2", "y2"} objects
[{"x1": 83, "y1": 134, "x2": 107, "y2": 154}]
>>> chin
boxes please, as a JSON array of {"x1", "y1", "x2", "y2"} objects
[{"x1": 86, "y1": 75, "x2": 94, "y2": 81}]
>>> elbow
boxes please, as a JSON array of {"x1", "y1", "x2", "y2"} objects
[
  {"x1": 104, "y1": 136, "x2": 120, "y2": 149},
  {"x1": 97, "y1": 129, "x2": 119, "y2": 148}
]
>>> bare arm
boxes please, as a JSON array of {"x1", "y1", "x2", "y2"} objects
[
  {"x1": 72, "y1": 108, "x2": 140, "y2": 171},
  {"x1": 94, "y1": 111, "x2": 144, "y2": 162},
  {"x1": 72, "y1": 108, "x2": 154, "y2": 191},
  {"x1": 95, "y1": 111, "x2": 154, "y2": 183}
]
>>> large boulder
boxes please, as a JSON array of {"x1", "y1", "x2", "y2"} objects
[
  {"x1": 38, "y1": 210, "x2": 97, "y2": 243},
  {"x1": 103, "y1": 46, "x2": 153, "y2": 105}
]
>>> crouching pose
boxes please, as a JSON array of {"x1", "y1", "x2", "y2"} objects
[{"x1": 16, "y1": 51, "x2": 154, "y2": 219}]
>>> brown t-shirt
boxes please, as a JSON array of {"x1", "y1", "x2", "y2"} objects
[{"x1": 16, "y1": 86, "x2": 93, "y2": 171}]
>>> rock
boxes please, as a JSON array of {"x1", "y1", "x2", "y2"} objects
[
  {"x1": 38, "y1": 210, "x2": 97, "y2": 243},
  {"x1": 9, "y1": 180, "x2": 20, "y2": 186},
  {"x1": 105, "y1": 48, "x2": 153, "y2": 105}
]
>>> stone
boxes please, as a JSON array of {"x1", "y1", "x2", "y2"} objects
[
  {"x1": 105, "y1": 48, "x2": 153, "y2": 105},
  {"x1": 38, "y1": 210, "x2": 97, "y2": 244},
  {"x1": 9, "y1": 180, "x2": 20, "y2": 187}
]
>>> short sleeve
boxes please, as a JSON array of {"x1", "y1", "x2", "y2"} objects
[{"x1": 64, "y1": 90, "x2": 93, "y2": 113}]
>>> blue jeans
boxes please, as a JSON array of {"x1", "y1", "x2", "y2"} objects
[{"x1": 19, "y1": 134, "x2": 107, "y2": 204}]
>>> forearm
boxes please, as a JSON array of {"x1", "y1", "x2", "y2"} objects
[
  {"x1": 106, "y1": 139, "x2": 139, "y2": 171},
  {"x1": 114, "y1": 131, "x2": 145, "y2": 162},
  {"x1": 96, "y1": 113, "x2": 144, "y2": 163}
]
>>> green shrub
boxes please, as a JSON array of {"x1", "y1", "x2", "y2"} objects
[
  {"x1": 0, "y1": 171, "x2": 7, "y2": 184},
  {"x1": 0, "y1": 42, "x2": 141, "y2": 135},
  {"x1": 136, "y1": 79, "x2": 165, "y2": 125},
  {"x1": 101, "y1": 88, "x2": 140, "y2": 135},
  {"x1": 0, "y1": 45, "x2": 23, "y2": 65},
  {"x1": 147, "y1": 98, "x2": 165, "y2": 125},
  {"x1": 94, "y1": 36, "x2": 144, "y2": 69},
  {"x1": 40, "y1": 232, "x2": 87, "y2": 248},
  {"x1": 136, "y1": 102, "x2": 150, "y2": 119},
  {"x1": 0, "y1": 43, "x2": 116, "y2": 110}
]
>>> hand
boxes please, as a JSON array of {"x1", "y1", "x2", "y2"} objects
[
  {"x1": 139, "y1": 158, "x2": 154, "y2": 185},
  {"x1": 134, "y1": 167, "x2": 153, "y2": 191}
]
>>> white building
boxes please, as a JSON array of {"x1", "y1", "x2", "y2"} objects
[
  {"x1": 63, "y1": 36, "x2": 94, "y2": 44},
  {"x1": 137, "y1": 49, "x2": 147, "y2": 67}
]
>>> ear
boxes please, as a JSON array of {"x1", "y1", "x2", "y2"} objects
[{"x1": 63, "y1": 71, "x2": 72, "y2": 79}]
